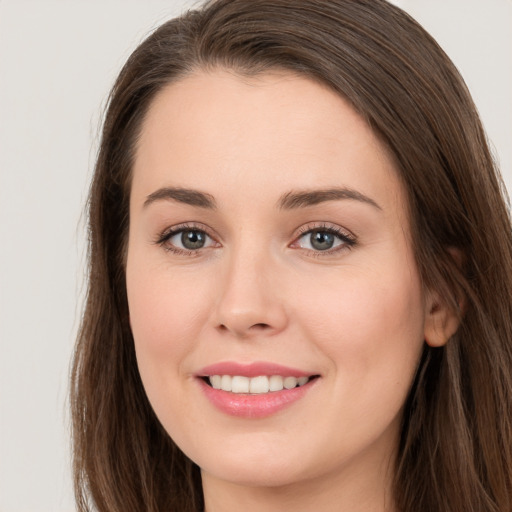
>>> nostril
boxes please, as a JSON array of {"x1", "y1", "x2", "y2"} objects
[
  {"x1": 216, "y1": 322, "x2": 272, "y2": 337},
  {"x1": 216, "y1": 315, "x2": 282, "y2": 337},
  {"x1": 250, "y1": 323, "x2": 271, "y2": 330}
]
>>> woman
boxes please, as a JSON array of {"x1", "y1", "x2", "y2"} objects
[{"x1": 71, "y1": 0, "x2": 512, "y2": 511}]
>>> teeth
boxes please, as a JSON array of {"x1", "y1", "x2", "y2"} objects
[
  {"x1": 231, "y1": 376, "x2": 250, "y2": 393},
  {"x1": 208, "y1": 375, "x2": 311, "y2": 394},
  {"x1": 249, "y1": 376, "x2": 269, "y2": 394},
  {"x1": 269, "y1": 375, "x2": 283, "y2": 391},
  {"x1": 220, "y1": 374, "x2": 232, "y2": 392},
  {"x1": 210, "y1": 375, "x2": 222, "y2": 389},
  {"x1": 283, "y1": 376, "x2": 298, "y2": 389}
]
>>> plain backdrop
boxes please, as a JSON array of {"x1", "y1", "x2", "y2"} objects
[{"x1": 0, "y1": 1, "x2": 510, "y2": 510}]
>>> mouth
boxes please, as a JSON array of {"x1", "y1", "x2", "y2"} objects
[
  {"x1": 196, "y1": 362, "x2": 320, "y2": 418},
  {"x1": 201, "y1": 374, "x2": 319, "y2": 394}
]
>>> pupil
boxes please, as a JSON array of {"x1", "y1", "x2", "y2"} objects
[
  {"x1": 310, "y1": 231, "x2": 334, "y2": 251},
  {"x1": 181, "y1": 230, "x2": 205, "y2": 250}
]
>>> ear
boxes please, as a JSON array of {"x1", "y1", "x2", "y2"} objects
[{"x1": 423, "y1": 290, "x2": 462, "y2": 347}]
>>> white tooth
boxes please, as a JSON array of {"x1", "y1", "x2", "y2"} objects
[
  {"x1": 220, "y1": 375, "x2": 232, "y2": 392},
  {"x1": 284, "y1": 376, "x2": 298, "y2": 389},
  {"x1": 269, "y1": 375, "x2": 284, "y2": 392},
  {"x1": 210, "y1": 375, "x2": 222, "y2": 389},
  {"x1": 298, "y1": 376, "x2": 309, "y2": 386},
  {"x1": 231, "y1": 376, "x2": 250, "y2": 393},
  {"x1": 249, "y1": 376, "x2": 270, "y2": 394}
]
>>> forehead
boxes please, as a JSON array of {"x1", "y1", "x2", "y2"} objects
[{"x1": 132, "y1": 69, "x2": 406, "y2": 216}]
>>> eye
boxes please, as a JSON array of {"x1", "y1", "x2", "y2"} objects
[
  {"x1": 156, "y1": 225, "x2": 218, "y2": 254},
  {"x1": 171, "y1": 229, "x2": 213, "y2": 250},
  {"x1": 293, "y1": 225, "x2": 356, "y2": 254}
]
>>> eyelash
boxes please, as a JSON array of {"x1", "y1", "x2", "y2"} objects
[
  {"x1": 154, "y1": 222, "x2": 357, "y2": 257},
  {"x1": 154, "y1": 222, "x2": 217, "y2": 256},
  {"x1": 292, "y1": 223, "x2": 357, "y2": 256}
]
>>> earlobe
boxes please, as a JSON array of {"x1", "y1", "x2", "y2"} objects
[{"x1": 423, "y1": 294, "x2": 462, "y2": 347}]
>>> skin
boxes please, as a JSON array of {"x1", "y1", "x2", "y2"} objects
[{"x1": 126, "y1": 70, "x2": 456, "y2": 512}]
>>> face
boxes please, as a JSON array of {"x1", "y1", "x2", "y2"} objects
[{"x1": 126, "y1": 70, "x2": 433, "y2": 494}]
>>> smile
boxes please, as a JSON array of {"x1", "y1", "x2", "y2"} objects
[
  {"x1": 207, "y1": 375, "x2": 311, "y2": 394},
  {"x1": 197, "y1": 363, "x2": 320, "y2": 418}
]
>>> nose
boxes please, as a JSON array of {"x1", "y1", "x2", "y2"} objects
[{"x1": 214, "y1": 248, "x2": 288, "y2": 339}]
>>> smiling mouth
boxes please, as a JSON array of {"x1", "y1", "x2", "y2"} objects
[{"x1": 202, "y1": 375, "x2": 320, "y2": 394}]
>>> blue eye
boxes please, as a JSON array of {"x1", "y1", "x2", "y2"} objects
[
  {"x1": 158, "y1": 227, "x2": 217, "y2": 253},
  {"x1": 173, "y1": 230, "x2": 209, "y2": 250},
  {"x1": 295, "y1": 227, "x2": 355, "y2": 252},
  {"x1": 308, "y1": 231, "x2": 337, "y2": 251}
]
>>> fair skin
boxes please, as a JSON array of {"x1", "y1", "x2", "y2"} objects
[{"x1": 126, "y1": 70, "x2": 456, "y2": 512}]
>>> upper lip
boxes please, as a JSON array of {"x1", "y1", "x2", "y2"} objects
[{"x1": 198, "y1": 361, "x2": 316, "y2": 378}]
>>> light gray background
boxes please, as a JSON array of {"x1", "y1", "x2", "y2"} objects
[{"x1": 0, "y1": 1, "x2": 510, "y2": 510}]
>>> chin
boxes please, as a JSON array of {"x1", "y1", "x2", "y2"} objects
[
  {"x1": 200, "y1": 459, "x2": 309, "y2": 489},
  {"x1": 185, "y1": 433, "x2": 333, "y2": 490}
]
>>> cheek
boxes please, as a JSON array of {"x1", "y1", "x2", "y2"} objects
[
  {"x1": 296, "y1": 264, "x2": 425, "y2": 394},
  {"x1": 127, "y1": 257, "x2": 210, "y2": 347},
  {"x1": 125, "y1": 255, "x2": 213, "y2": 409}
]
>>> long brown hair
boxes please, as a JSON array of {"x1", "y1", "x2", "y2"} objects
[{"x1": 71, "y1": 1, "x2": 512, "y2": 510}]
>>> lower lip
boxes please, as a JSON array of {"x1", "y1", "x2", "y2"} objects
[{"x1": 198, "y1": 378, "x2": 317, "y2": 418}]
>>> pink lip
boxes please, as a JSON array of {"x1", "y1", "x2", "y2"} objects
[
  {"x1": 198, "y1": 378, "x2": 317, "y2": 418},
  {"x1": 198, "y1": 361, "x2": 313, "y2": 378},
  {"x1": 196, "y1": 361, "x2": 319, "y2": 419}
]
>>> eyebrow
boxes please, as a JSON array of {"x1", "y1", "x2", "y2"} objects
[
  {"x1": 144, "y1": 187, "x2": 217, "y2": 209},
  {"x1": 143, "y1": 185, "x2": 381, "y2": 211},
  {"x1": 278, "y1": 187, "x2": 381, "y2": 210}
]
